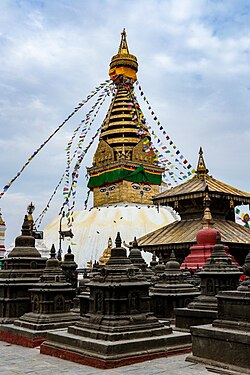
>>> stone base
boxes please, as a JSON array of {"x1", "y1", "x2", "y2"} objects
[
  {"x1": 14, "y1": 311, "x2": 80, "y2": 331},
  {"x1": 187, "y1": 324, "x2": 250, "y2": 374},
  {"x1": 174, "y1": 307, "x2": 217, "y2": 331},
  {"x1": 40, "y1": 329, "x2": 191, "y2": 369},
  {"x1": 0, "y1": 310, "x2": 80, "y2": 348},
  {"x1": 0, "y1": 324, "x2": 47, "y2": 348}
]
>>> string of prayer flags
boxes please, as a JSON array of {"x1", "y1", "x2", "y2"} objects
[
  {"x1": 0, "y1": 79, "x2": 112, "y2": 200},
  {"x1": 135, "y1": 81, "x2": 195, "y2": 181},
  {"x1": 35, "y1": 174, "x2": 65, "y2": 229},
  {"x1": 63, "y1": 87, "x2": 112, "y2": 203}
]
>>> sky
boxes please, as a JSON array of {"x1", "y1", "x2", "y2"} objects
[{"x1": 0, "y1": 0, "x2": 250, "y2": 249}]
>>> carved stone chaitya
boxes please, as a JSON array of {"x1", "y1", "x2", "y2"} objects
[
  {"x1": 187, "y1": 250, "x2": 250, "y2": 373},
  {"x1": 61, "y1": 245, "x2": 78, "y2": 289},
  {"x1": 175, "y1": 232, "x2": 242, "y2": 331},
  {"x1": 0, "y1": 215, "x2": 47, "y2": 323},
  {"x1": 150, "y1": 251, "x2": 200, "y2": 322},
  {"x1": 41, "y1": 233, "x2": 191, "y2": 368},
  {"x1": 128, "y1": 237, "x2": 154, "y2": 281},
  {"x1": 0, "y1": 245, "x2": 79, "y2": 347}
]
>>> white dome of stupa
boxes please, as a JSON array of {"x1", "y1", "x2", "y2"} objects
[{"x1": 43, "y1": 203, "x2": 177, "y2": 268}]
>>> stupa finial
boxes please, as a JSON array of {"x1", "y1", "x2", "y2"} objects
[
  {"x1": 196, "y1": 147, "x2": 209, "y2": 177},
  {"x1": 50, "y1": 244, "x2": 56, "y2": 259},
  {"x1": 115, "y1": 232, "x2": 122, "y2": 248},
  {"x1": 21, "y1": 215, "x2": 32, "y2": 236},
  {"x1": 201, "y1": 190, "x2": 215, "y2": 228},
  {"x1": 118, "y1": 28, "x2": 129, "y2": 54},
  {"x1": 109, "y1": 29, "x2": 138, "y2": 81}
]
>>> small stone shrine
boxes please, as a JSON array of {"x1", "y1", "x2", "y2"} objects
[
  {"x1": 0, "y1": 215, "x2": 47, "y2": 323},
  {"x1": 61, "y1": 245, "x2": 78, "y2": 289},
  {"x1": 40, "y1": 233, "x2": 191, "y2": 369},
  {"x1": 0, "y1": 244, "x2": 79, "y2": 347},
  {"x1": 188, "y1": 249, "x2": 250, "y2": 373},
  {"x1": 175, "y1": 231, "x2": 242, "y2": 331},
  {"x1": 150, "y1": 251, "x2": 200, "y2": 322},
  {"x1": 128, "y1": 237, "x2": 154, "y2": 281}
]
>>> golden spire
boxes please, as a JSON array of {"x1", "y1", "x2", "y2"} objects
[
  {"x1": 196, "y1": 147, "x2": 208, "y2": 178},
  {"x1": 118, "y1": 28, "x2": 129, "y2": 54},
  {"x1": 202, "y1": 192, "x2": 214, "y2": 228},
  {"x1": 109, "y1": 28, "x2": 138, "y2": 81}
]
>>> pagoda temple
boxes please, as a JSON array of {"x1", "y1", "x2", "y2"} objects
[
  {"x1": 44, "y1": 30, "x2": 175, "y2": 267},
  {"x1": 138, "y1": 148, "x2": 250, "y2": 266}
]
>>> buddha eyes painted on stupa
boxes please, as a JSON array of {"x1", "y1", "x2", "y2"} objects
[
  {"x1": 99, "y1": 185, "x2": 117, "y2": 193},
  {"x1": 131, "y1": 183, "x2": 152, "y2": 192}
]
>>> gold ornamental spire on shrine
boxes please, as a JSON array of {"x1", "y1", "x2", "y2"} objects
[
  {"x1": 109, "y1": 29, "x2": 138, "y2": 82},
  {"x1": 196, "y1": 147, "x2": 208, "y2": 178}
]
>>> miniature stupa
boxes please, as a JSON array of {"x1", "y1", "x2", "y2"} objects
[
  {"x1": 43, "y1": 30, "x2": 176, "y2": 267},
  {"x1": 41, "y1": 233, "x2": 191, "y2": 368}
]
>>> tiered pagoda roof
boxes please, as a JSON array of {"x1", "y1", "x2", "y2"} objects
[
  {"x1": 154, "y1": 147, "x2": 250, "y2": 206},
  {"x1": 138, "y1": 148, "x2": 250, "y2": 265}
]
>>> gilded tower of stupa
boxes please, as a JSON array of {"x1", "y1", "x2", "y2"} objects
[
  {"x1": 87, "y1": 29, "x2": 163, "y2": 207},
  {"x1": 44, "y1": 31, "x2": 175, "y2": 267}
]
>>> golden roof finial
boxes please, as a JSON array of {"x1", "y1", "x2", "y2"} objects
[
  {"x1": 109, "y1": 29, "x2": 138, "y2": 81},
  {"x1": 202, "y1": 192, "x2": 214, "y2": 228},
  {"x1": 118, "y1": 28, "x2": 129, "y2": 55},
  {"x1": 196, "y1": 147, "x2": 208, "y2": 178}
]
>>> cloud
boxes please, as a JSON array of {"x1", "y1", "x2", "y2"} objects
[{"x1": 0, "y1": 0, "x2": 250, "y2": 249}]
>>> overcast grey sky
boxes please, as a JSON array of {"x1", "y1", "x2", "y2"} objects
[{"x1": 0, "y1": 0, "x2": 249, "y2": 248}]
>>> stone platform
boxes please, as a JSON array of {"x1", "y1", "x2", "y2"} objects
[
  {"x1": 0, "y1": 340, "x2": 218, "y2": 375},
  {"x1": 187, "y1": 324, "x2": 250, "y2": 374},
  {"x1": 41, "y1": 328, "x2": 191, "y2": 369}
]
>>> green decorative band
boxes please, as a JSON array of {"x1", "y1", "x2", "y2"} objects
[{"x1": 88, "y1": 164, "x2": 162, "y2": 189}]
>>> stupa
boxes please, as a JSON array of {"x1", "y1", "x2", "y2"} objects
[
  {"x1": 40, "y1": 233, "x2": 191, "y2": 368},
  {"x1": 0, "y1": 215, "x2": 47, "y2": 323},
  {"x1": 188, "y1": 250, "x2": 250, "y2": 373},
  {"x1": 150, "y1": 251, "x2": 200, "y2": 322},
  {"x1": 128, "y1": 237, "x2": 154, "y2": 280},
  {"x1": 61, "y1": 245, "x2": 78, "y2": 289},
  {"x1": 43, "y1": 29, "x2": 176, "y2": 268},
  {"x1": 0, "y1": 245, "x2": 79, "y2": 347},
  {"x1": 138, "y1": 147, "x2": 250, "y2": 266},
  {"x1": 175, "y1": 231, "x2": 242, "y2": 330}
]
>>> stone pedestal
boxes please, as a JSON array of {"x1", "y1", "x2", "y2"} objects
[
  {"x1": 175, "y1": 232, "x2": 241, "y2": 331},
  {"x1": 41, "y1": 233, "x2": 191, "y2": 368},
  {"x1": 0, "y1": 245, "x2": 79, "y2": 347},
  {"x1": 150, "y1": 251, "x2": 200, "y2": 322},
  {"x1": 187, "y1": 283, "x2": 250, "y2": 373},
  {"x1": 0, "y1": 215, "x2": 47, "y2": 323}
]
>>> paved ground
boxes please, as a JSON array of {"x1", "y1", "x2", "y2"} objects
[{"x1": 0, "y1": 340, "x2": 233, "y2": 375}]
